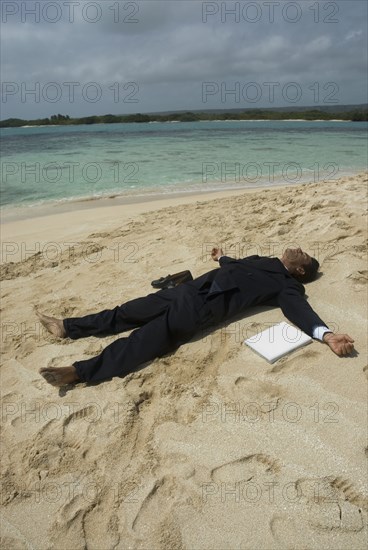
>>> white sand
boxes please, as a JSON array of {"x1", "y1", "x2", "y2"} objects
[{"x1": 1, "y1": 173, "x2": 367, "y2": 549}]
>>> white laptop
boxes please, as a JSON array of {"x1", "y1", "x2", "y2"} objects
[{"x1": 244, "y1": 321, "x2": 312, "y2": 363}]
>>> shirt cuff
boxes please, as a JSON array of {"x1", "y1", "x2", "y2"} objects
[{"x1": 312, "y1": 326, "x2": 332, "y2": 341}]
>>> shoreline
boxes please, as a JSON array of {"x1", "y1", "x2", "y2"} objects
[
  {"x1": 1, "y1": 168, "x2": 365, "y2": 225},
  {"x1": 0, "y1": 179, "x2": 302, "y2": 224},
  {"x1": 18, "y1": 119, "x2": 350, "y2": 127},
  {"x1": 0, "y1": 119, "x2": 353, "y2": 129},
  {"x1": 0, "y1": 118, "x2": 355, "y2": 130},
  {"x1": 1, "y1": 171, "x2": 366, "y2": 265}
]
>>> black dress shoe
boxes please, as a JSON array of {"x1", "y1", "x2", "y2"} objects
[{"x1": 151, "y1": 270, "x2": 193, "y2": 289}]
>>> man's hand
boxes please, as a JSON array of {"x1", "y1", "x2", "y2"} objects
[
  {"x1": 323, "y1": 333, "x2": 355, "y2": 356},
  {"x1": 211, "y1": 247, "x2": 224, "y2": 262}
]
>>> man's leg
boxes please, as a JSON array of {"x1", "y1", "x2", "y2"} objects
[
  {"x1": 40, "y1": 288, "x2": 213, "y2": 385},
  {"x1": 37, "y1": 291, "x2": 174, "y2": 341},
  {"x1": 40, "y1": 314, "x2": 175, "y2": 387},
  {"x1": 73, "y1": 313, "x2": 180, "y2": 383}
]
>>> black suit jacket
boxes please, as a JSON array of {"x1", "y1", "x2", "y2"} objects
[{"x1": 187, "y1": 255, "x2": 327, "y2": 337}]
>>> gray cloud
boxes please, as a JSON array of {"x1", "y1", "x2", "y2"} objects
[{"x1": 1, "y1": 0, "x2": 367, "y2": 118}]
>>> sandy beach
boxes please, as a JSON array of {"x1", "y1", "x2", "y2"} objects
[{"x1": 1, "y1": 172, "x2": 367, "y2": 549}]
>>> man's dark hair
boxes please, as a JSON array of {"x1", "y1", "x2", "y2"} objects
[{"x1": 299, "y1": 257, "x2": 320, "y2": 284}]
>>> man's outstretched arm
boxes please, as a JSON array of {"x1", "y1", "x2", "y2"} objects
[{"x1": 277, "y1": 286, "x2": 354, "y2": 356}]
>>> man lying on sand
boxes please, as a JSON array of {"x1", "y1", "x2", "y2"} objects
[{"x1": 37, "y1": 247, "x2": 354, "y2": 387}]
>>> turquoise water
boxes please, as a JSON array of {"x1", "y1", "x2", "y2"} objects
[{"x1": 1, "y1": 121, "x2": 367, "y2": 210}]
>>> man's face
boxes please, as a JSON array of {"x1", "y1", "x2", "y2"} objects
[{"x1": 281, "y1": 248, "x2": 313, "y2": 277}]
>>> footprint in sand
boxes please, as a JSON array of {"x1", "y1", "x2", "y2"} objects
[
  {"x1": 131, "y1": 476, "x2": 186, "y2": 541},
  {"x1": 330, "y1": 476, "x2": 368, "y2": 511},
  {"x1": 230, "y1": 376, "x2": 283, "y2": 413},
  {"x1": 62, "y1": 405, "x2": 100, "y2": 427},
  {"x1": 270, "y1": 348, "x2": 320, "y2": 373},
  {"x1": 49, "y1": 491, "x2": 102, "y2": 550},
  {"x1": 295, "y1": 476, "x2": 367, "y2": 533},
  {"x1": 59, "y1": 406, "x2": 103, "y2": 459},
  {"x1": 270, "y1": 515, "x2": 308, "y2": 548},
  {"x1": 296, "y1": 476, "x2": 368, "y2": 509},
  {"x1": 14, "y1": 339, "x2": 38, "y2": 361},
  {"x1": 347, "y1": 270, "x2": 368, "y2": 291},
  {"x1": 211, "y1": 453, "x2": 280, "y2": 484}
]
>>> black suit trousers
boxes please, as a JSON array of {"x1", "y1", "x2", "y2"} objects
[{"x1": 64, "y1": 285, "x2": 215, "y2": 383}]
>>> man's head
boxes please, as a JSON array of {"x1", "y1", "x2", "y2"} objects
[{"x1": 280, "y1": 248, "x2": 319, "y2": 283}]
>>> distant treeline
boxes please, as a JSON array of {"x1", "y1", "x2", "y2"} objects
[{"x1": 1, "y1": 108, "x2": 367, "y2": 127}]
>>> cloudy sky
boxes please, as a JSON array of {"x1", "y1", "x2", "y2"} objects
[{"x1": 1, "y1": 0, "x2": 367, "y2": 119}]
